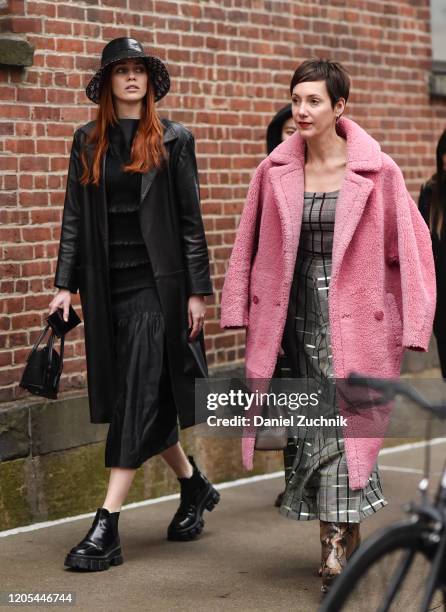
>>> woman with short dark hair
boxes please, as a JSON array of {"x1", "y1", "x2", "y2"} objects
[
  {"x1": 221, "y1": 58, "x2": 435, "y2": 592},
  {"x1": 50, "y1": 37, "x2": 220, "y2": 571}
]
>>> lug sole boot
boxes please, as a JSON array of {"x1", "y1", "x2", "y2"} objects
[
  {"x1": 167, "y1": 455, "x2": 220, "y2": 541},
  {"x1": 319, "y1": 520, "x2": 360, "y2": 593},
  {"x1": 64, "y1": 508, "x2": 123, "y2": 571}
]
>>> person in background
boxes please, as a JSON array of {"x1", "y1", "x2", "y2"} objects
[
  {"x1": 418, "y1": 129, "x2": 446, "y2": 378},
  {"x1": 266, "y1": 104, "x2": 297, "y2": 155},
  {"x1": 265, "y1": 104, "x2": 298, "y2": 509}
]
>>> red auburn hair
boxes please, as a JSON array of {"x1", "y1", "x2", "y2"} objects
[{"x1": 80, "y1": 64, "x2": 166, "y2": 186}]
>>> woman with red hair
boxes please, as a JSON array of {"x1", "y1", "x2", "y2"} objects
[{"x1": 49, "y1": 37, "x2": 219, "y2": 571}]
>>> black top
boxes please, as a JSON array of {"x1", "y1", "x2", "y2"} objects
[
  {"x1": 106, "y1": 118, "x2": 155, "y2": 294},
  {"x1": 418, "y1": 177, "x2": 446, "y2": 338}
]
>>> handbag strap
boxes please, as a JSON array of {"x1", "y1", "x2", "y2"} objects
[
  {"x1": 46, "y1": 328, "x2": 55, "y2": 370},
  {"x1": 46, "y1": 329, "x2": 64, "y2": 374},
  {"x1": 58, "y1": 335, "x2": 65, "y2": 376},
  {"x1": 27, "y1": 324, "x2": 51, "y2": 360},
  {"x1": 44, "y1": 328, "x2": 65, "y2": 389}
]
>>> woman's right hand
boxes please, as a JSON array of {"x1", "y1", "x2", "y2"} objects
[{"x1": 49, "y1": 289, "x2": 71, "y2": 322}]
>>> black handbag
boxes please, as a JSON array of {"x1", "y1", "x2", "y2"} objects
[{"x1": 19, "y1": 324, "x2": 65, "y2": 399}]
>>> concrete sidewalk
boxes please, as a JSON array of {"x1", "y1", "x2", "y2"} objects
[{"x1": 1, "y1": 440, "x2": 445, "y2": 612}]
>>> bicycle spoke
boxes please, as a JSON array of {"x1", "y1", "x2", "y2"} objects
[
  {"x1": 338, "y1": 548, "x2": 443, "y2": 611},
  {"x1": 377, "y1": 549, "x2": 416, "y2": 612}
]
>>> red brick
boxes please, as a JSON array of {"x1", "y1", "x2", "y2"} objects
[
  {"x1": 3, "y1": 244, "x2": 34, "y2": 260},
  {"x1": 116, "y1": 13, "x2": 141, "y2": 26},
  {"x1": 12, "y1": 348, "x2": 30, "y2": 365},
  {"x1": 129, "y1": 0, "x2": 154, "y2": 10},
  {"x1": 0, "y1": 191, "x2": 17, "y2": 206},
  {"x1": 57, "y1": 4, "x2": 85, "y2": 19},
  {"x1": 0, "y1": 85, "x2": 15, "y2": 101},
  {"x1": 31, "y1": 106, "x2": 60, "y2": 121},
  {"x1": 17, "y1": 87, "x2": 46, "y2": 103},
  {"x1": 0, "y1": 368, "x2": 22, "y2": 386},
  {"x1": 1, "y1": 104, "x2": 30, "y2": 119},
  {"x1": 72, "y1": 22, "x2": 100, "y2": 38},
  {"x1": 19, "y1": 191, "x2": 48, "y2": 207},
  {"x1": 0, "y1": 352, "x2": 12, "y2": 367},
  {"x1": 36, "y1": 139, "x2": 66, "y2": 154},
  {"x1": 24, "y1": 294, "x2": 50, "y2": 311},
  {"x1": 45, "y1": 54, "x2": 74, "y2": 70},
  {"x1": 44, "y1": 19, "x2": 72, "y2": 35},
  {"x1": 0, "y1": 227, "x2": 21, "y2": 243},
  {"x1": 2, "y1": 297, "x2": 25, "y2": 314},
  {"x1": 11, "y1": 17, "x2": 42, "y2": 33},
  {"x1": 29, "y1": 279, "x2": 43, "y2": 292},
  {"x1": 86, "y1": 7, "x2": 114, "y2": 22},
  {"x1": 0, "y1": 316, "x2": 11, "y2": 331},
  {"x1": 0, "y1": 122, "x2": 14, "y2": 135},
  {"x1": 21, "y1": 227, "x2": 50, "y2": 242},
  {"x1": 8, "y1": 0, "x2": 25, "y2": 14},
  {"x1": 30, "y1": 209, "x2": 60, "y2": 224},
  {"x1": 5, "y1": 138, "x2": 35, "y2": 154},
  {"x1": 56, "y1": 39, "x2": 85, "y2": 54},
  {"x1": 19, "y1": 156, "x2": 49, "y2": 172},
  {"x1": 27, "y1": 2, "x2": 56, "y2": 17},
  {"x1": 21, "y1": 260, "x2": 52, "y2": 277},
  {"x1": 154, "y1": 0, "x2": 178, "y2": 15}
]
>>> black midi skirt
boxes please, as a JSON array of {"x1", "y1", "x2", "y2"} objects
[{"x1": 104, "y1": 287, "x2": 179, "y2": 469}]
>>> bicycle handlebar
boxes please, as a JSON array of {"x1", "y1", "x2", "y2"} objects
[{"x1": 347, "y1": 372, "x2": 446, "y2": 419}]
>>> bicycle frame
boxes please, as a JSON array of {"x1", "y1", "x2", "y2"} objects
[{"x1": 348, "y1": 373, "x2": 446, "y2": 606}]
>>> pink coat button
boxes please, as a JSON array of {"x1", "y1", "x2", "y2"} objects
[
  {"x1": 252, "y1": 295, "x2": 259, "y2": 304},
  {"x1": 374, "y1": 310, "x2": 384, "y2": 321}
]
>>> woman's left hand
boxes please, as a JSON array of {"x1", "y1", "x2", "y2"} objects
[{"x1": 188, "y1": 295, "x2": 206, "y2": 341}]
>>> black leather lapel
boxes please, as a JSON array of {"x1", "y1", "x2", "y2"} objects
[{"x1": 140, "y1": 120, "x2": 178, "y2": 204}]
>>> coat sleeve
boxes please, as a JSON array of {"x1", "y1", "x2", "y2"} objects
[
  {"x1": 391, "y1": 165, "x2": 436, "y2": 351},
  {"x1": 220, "y1": 160, "x2": 266, "y2": 328},
  {"x1": 174, "y1": 131, "x2": 213, "y2": 297},
  {"x1": 54, "y1": 130, "x2": 82, "y2": 294}
]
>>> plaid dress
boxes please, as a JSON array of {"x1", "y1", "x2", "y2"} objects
[{"x1": 279, "y1": 191, "x2": 387, "y2": 523}]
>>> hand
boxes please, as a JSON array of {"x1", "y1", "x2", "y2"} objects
[
  {"x1": 188, "y1": 295, "x2": 206, "y2": 341},
  {"x1": 49, "y1": 289, "x2": 71, "y2": 322}
]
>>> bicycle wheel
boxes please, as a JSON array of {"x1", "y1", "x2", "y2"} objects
[{"x1": 320, "y1": 520, "x2": 445, "y2": 612}]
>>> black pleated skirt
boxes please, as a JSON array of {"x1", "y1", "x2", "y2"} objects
[{"x1": 104, "y1": 287, "x2": 179, "y2": 469}]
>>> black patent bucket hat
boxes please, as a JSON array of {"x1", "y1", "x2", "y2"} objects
[{"x1": 85, "y1": 37, "x2": 170, "y2": 104}]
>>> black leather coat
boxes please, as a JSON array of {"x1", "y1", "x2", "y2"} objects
[{"x1": 54, "y1": 118, "x2": 213, "y2": 427}]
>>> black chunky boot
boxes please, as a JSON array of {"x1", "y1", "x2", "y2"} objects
[
  {"x1": 167, "y1": 455, "x2": 220, "y2": 541},
  {"x1": 64, "y1": 508, "x2": 123, "y2": 571}
]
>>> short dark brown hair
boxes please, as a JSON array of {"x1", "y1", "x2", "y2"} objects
[{"x1": 290, "y1": 59, "x2": 351, "y2": 108}]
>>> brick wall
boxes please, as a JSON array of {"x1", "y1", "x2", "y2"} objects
[{"x1": 1, "y1": 0, "x2": 445, "y2": 402}]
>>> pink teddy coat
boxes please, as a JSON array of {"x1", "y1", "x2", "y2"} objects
[{"x1": 220, "y1": 116, "x2": 436, "y2": 489}]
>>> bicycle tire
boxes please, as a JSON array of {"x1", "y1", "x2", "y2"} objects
[{"x1": 319, "y1": 519, "x2": 444, "y2": 612}]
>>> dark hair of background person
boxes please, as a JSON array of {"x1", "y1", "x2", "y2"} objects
[
  {"x1": 266, "y1": 103, "x2": 293, "y2": 155},
  {"x1": 289, "y1": 58, "x2": 351, "y2": 109},
  {"x1": 80, "y1": 61, "x2": 166, "y2": 187},
  {"x1": 430, "y1": 129, "x2": 446, "y2": 239}
]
